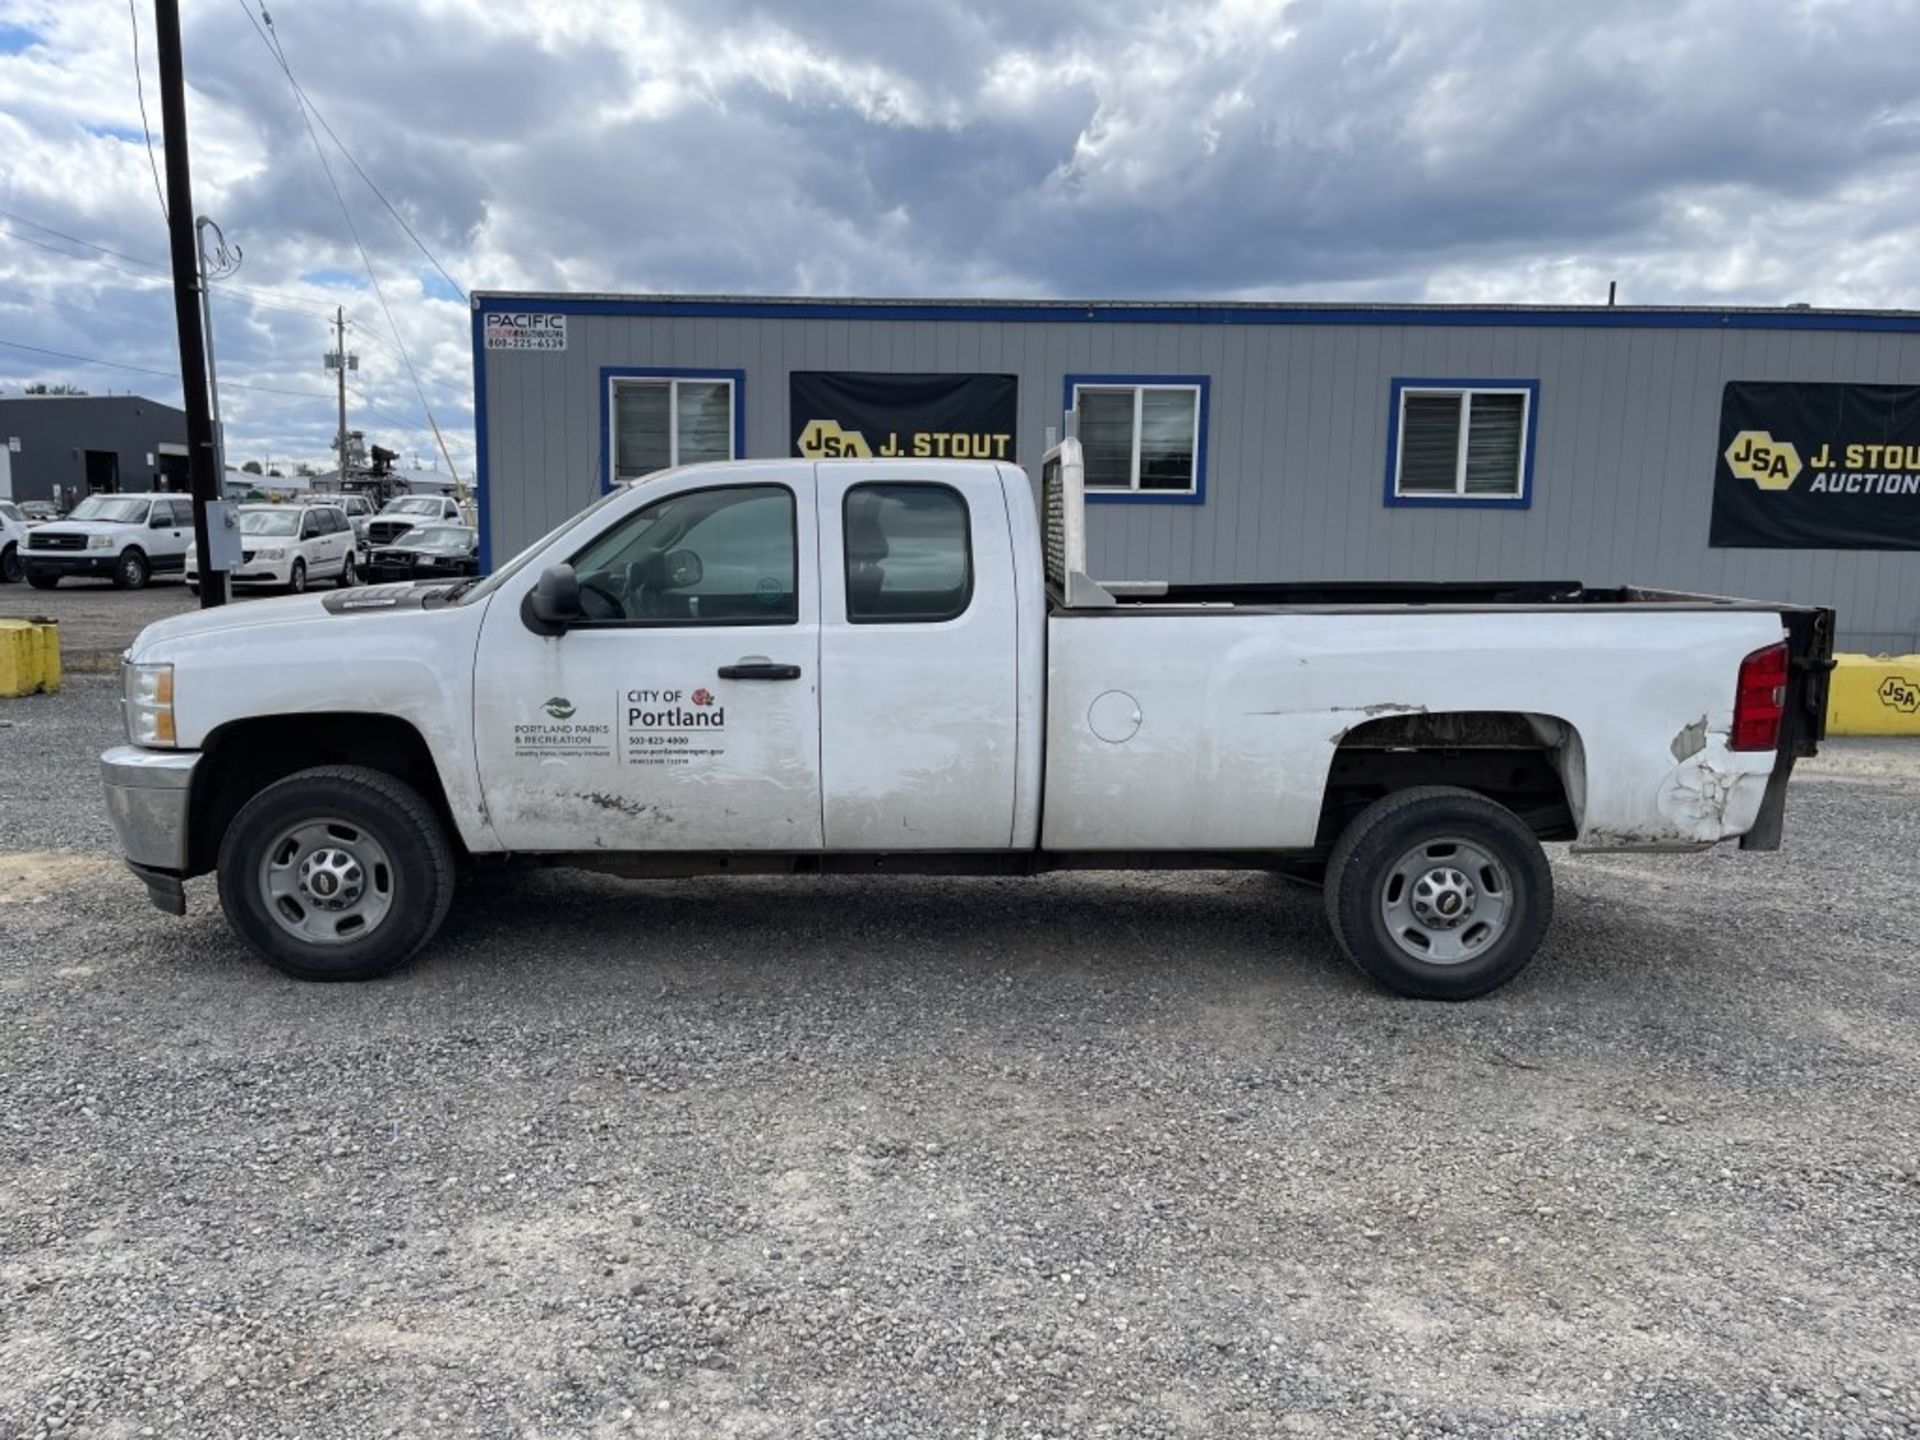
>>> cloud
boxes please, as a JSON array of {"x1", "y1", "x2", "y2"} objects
[{"x1": 2, "y1": 0, "x2": 1918, "y2": 472}]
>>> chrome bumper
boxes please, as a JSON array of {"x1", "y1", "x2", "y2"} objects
[{"x1": 101, "y1": 745, "x2": 199, "y2": 873}]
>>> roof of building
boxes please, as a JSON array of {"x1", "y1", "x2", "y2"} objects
[{"x1": 470, "y1": 292, "x2": 1920, "y2": 333}]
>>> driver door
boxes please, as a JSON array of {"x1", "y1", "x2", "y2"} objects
[{"x1": 471, "y1": 466, "x2": 822, "y2": 852}]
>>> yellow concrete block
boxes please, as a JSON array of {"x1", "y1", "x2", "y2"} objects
[
  {"x1": 1827, "y1": 653, "x2": 1920, "y2": 736},
  {"x1": 0, "y1": 617, "x2": 62, "y2": 697}
]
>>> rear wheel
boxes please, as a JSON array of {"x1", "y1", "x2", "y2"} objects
[
  {"x1": 112, "y1": 548, "x2": 150, "y2": 590},
  {"x1": 0, "y1": 544, "x2": 20, "y2": 584},
  {"x1": 1324, "y1": 786, "x2": 1552, "y2": 1000},
  {"x1": 217, "y1": 765, "x2": 456, "y2": 981},
  {"x1": 337, "y1": 551, "x2": 357, "y2": 587}
]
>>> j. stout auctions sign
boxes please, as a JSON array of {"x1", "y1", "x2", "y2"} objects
[
  {"x1": 791, "y1": 372, "x2": 1017, "y2": 462},
  {"x1": 1711, "y1": 381, "x2": 1920, "y2": 549}
]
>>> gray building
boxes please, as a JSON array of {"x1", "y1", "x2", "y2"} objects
[
  {"x1": 0, "y1": 394, "x2": 189, "y2": 509},
  {"x1": 471, "y1": 295, "x2": 1920, "y2": 652}
]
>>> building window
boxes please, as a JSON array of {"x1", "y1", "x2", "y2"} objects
[
  {"x1": 1387, "y1": 379, "x2": 1538, "y2": 507},
  {"x1": 843, "y1": 483, "x2": 973, "y2": 624},
  {"x1": 609, "y1": 374, "x2": 739, "y2": 481},
  {"x1": 1063, "y1": 375, "x2": 1209, "y2": 502}
]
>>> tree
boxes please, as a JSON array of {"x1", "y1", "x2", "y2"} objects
[
  {"x1": 22, "y1": 382, "x2": 87, "y2": 396},
  {"x1": 294, "y1": 463, "x2": 316, "y2": 478},
  {"x1": 241, "y1": 460, "x2": 263, "y2": 475}
]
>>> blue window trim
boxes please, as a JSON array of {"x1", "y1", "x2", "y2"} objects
[
  {"x1": 1062, "y1": 373, "x2": 1210, "y2": 506},
  {"x1": 598, "y1": 366, "x2": 748, "y2": 494},
  {"x1": 1383, "y1": 377, "x2": 1539, "y2": 511}
]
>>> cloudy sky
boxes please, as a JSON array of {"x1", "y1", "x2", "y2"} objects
[{"x1": 2, "y1": 0, "x2": 1917, "y2": 475}]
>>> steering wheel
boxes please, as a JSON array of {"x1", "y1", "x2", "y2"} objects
[{"x1": 577, "y1": 578, "x2": 624, "y2": 621}]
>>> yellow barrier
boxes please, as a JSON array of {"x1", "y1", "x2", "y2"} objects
[
  {"x1": 1827, "y1": 653, "x2": 1920, "y2": 736},
  {"x1": 0, "y1": 617, "x2": 62, "y2": 697}
]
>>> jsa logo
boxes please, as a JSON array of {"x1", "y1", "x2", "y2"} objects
[
  {"x1": 1725, "y1": 430, "x2": 1803, "y2": 491},
  {"x1": 797, "y1": 419, "x2": 872, "y2": 459}
]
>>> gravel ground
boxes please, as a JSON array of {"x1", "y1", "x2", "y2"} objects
[
  {"x1": 2, "y1": 678, "x2": 1917, "y2": 1439},
  {"x1": 0, "y1": 579, "x2": 196, "y2": 673}
]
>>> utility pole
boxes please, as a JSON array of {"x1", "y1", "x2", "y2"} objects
[
  {"x1": 154, "y1": 0, "x2": 226, "y2": 607},
  {"x1": 326, "y1": 308, "x2": 357, "y2": 485}
]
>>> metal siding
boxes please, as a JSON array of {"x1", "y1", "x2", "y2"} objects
[{"x1": 476, "y1": 307, "x2": 1920, "y2": 651}]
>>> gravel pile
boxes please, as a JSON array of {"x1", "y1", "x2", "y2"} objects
[{"x1": 2, "y1": 680, "x2": 1916, "y2": 1438}]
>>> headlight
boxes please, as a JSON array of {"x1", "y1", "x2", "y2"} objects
[
  {"x1": 123, "y1": 662, "x2": 176, "y2": 747},
  {"x1": 88, "y1": 533, "x2": 114, "y2": 549},
  {"x1": 256, "y1": 546, "x2": 287, "y2": 560}
]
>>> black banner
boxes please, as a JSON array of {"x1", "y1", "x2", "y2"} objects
[
  {"x1": 1710, "y1": 381, "x2": 1920, "y2": 549},
  {"x1": 790, "y1": 372, "x2": 1017, "y2": 463}
]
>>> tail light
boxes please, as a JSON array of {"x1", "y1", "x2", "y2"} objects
[{"x1": 1731, "y1": 641, "x2": 1789, "y2": 751}]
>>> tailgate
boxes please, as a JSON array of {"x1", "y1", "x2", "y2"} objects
[{"x1": 1739, "y1": 604, "x2": 1835, "y2": 850}]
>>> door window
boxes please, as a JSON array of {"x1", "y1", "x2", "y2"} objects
[
  {"x1": 568, "y1": 484, "x2": 797, "y2": 625},
  {"x1": 842, "y1": 484, "x2": 973, "y2": 623}
]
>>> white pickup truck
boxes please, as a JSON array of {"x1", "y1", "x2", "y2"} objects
[{"x1": 100, "y1": 442, "x2": 1833, "y2": 999}]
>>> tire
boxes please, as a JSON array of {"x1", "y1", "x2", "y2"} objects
[
  {"x1": 337, "y1": 551, "x2": 356, "y2": 588},
  {"x1": 217, "y1": 765, "x2": 456, "y2": 981},
  {"x1": 287, "y1": 558, "x2": 307, "y2": 594},
  {"x1": 27, "y1": 573, "x2": 59, "y2": 590},
  {"x1": 1323, "y1": 786, "x2": 1553, "y2": 1001},
  {"x1": 112, "y1": 548, "x2": 150, "y2": 590},
  {"x1": 186, "y1": 583, "x2": 200, "y2": 596},
  {"x1": 0, "y1": 544, "x2": 20, "y2": 584}
]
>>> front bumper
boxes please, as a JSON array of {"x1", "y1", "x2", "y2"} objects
[
  {"x1": 24, "y1": 552, "x2": 118, "y2": 578},
  {"x1": 187, "y1": 557, "x2": 294, "y2": 586},
  {"x1": 101, "y1": 746, "x2": 200, "y2": 911}
]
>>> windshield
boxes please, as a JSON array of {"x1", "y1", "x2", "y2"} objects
[
  {"x1": 68, "y1": 496, "x2": 151, "y2": 524},
  {"x1": 383, "y1": 497, "x2": 443, "y2": 516},
  {"x1": 239, "y1": 509, "x2": 301, "y2": 536},
  {"x1": 453, "y1": 485, "x2": 631, "y2": 606}
]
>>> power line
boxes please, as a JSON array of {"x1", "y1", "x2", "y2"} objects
[
  {"x1": 0, "y1": 335, "x2": 336, "y2": 401},
  {"x1": 126, "y1": 0, "x2": 169, "y2": 226},
  {"x1": 0, "y1": 207, "x2": 373, "y2": 322},
  {"x1": 238, "y1": 0, "x2": 467, "y2": 303},
  {"x1": 251, "y1": 5, "x2": 463, "y2": 480}
]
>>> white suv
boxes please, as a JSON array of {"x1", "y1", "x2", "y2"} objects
[
  {"x1": 186, "y1": 501, "x2": 358, "y2": 594},
  {"x1": 0, "y1": 500, "x2": 27, "y2": 583},
  {"x1": 22, "y1": 492, "x2": 194, "y2": 590}
]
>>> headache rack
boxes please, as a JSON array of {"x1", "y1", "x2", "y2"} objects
[{"x1": 1040, "y1": 438, "x2": 1120, "y2": 608}]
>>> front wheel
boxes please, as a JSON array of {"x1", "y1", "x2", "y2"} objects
[
  {"x1": 112, "y1": 548, "x2": 150, "y2": 590},
  {"x1": 0, "y1": 544, "x2": 20, "y2": 584},
  {"x1": 1324, "y1": 786, "x2": 1553, "y2": 1000},
  {"x1": 217, "y1": 765, "x2": 456, "y2": 981},
  {"x1": 287, "y1": 558, "x2": 307, "y2": 594}
]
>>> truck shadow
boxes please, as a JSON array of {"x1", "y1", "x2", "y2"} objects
[{"x1": 428, "y1": 864, "x2": 1365, "y2": 995}]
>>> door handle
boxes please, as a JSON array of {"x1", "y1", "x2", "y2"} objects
[{"x1": 719, "y1": 659, "x2": 802, "y2": 681}]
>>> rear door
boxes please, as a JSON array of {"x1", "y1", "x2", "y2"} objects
[{"x1": 814, "y1": 462, "x2": 1020, "y2": 850}]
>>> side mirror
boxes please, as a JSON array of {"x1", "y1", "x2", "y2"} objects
[
  {"x1": 661, "y1": 548, "x2": 703, "y2": 590},
  {"x1": 523, "y1": 563, "x2": 582, "y2": 635}
]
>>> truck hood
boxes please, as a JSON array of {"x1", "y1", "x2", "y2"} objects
[{"x1": 129, "y1": 582, "x2": 465, "y2": 659}]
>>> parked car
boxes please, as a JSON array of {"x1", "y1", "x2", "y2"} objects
[
  {"x1": 0, "y1": 500, "x2": 26, "y2": 583},
  {"x1": 364, "y1": 494, "x2": 469, "y2": 548},
  {"x1": 18, "y1": 499, "x2": 58, "y2": 524},
  {"x1": 332, "y1": 493, "x2": 377, "y2": 546},
  {"x1": 103, "y1": 444, "x2": 1839, "y2": 995},
  {"x1": 21, "y1": 492, "x2": 194, "y2": 589},
  {"x1": 185, "y1": 501, "x2": 357, "y2": 594},
  {"x1": 362, "y1": 524, "x2": 479, "y2": 583}
]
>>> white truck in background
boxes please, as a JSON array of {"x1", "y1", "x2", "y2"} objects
[{"x1": 100, "y1": 441, "x2": 1834, "y2": 1000}]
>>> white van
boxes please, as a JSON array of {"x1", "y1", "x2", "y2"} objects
[{"x1": 185, "y1": 501, "x2": 358, "y2": 593}]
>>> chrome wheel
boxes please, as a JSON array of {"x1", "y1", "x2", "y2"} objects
[
  {"x1": 1379, "y1": 836, "x2": 1511, "y2": 965},
  {"x1": 257, "y1": 817, "x2": 393, "y2": 946}
]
